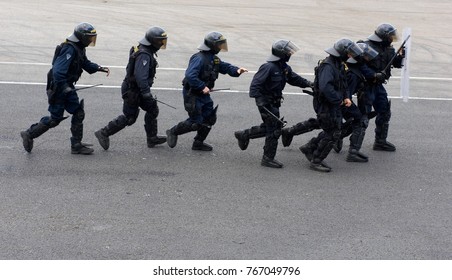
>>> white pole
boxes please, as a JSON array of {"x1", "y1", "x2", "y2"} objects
[{"x1": 400, "y1": 28, "x2": 412, "y2": 102}]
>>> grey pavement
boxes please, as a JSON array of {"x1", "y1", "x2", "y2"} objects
[{"x1": 0, "y1": 0, "x2": 451, "y2": 259}]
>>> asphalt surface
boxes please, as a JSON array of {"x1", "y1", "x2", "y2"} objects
[{"x1": 0, "y1": 0, "x2": 451, "y2": 260}]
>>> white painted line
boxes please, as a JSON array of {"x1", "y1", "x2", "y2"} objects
[
  {"x1": 1, "y1": 61, "x2": 451, "y2": 81},
  {"x1": 1, "y1": 80, "x2": 452, "y2": 101}
]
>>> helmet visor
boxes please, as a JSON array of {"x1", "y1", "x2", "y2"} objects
[
  {"x1": 284, "y1": 41, "x2": 300, "y2": 55},
  {"x1": 153, "y1": 38, "x2": 167, "y2": 49},
  {"x1": 346, "y1": 43, "x2": 363, "y2": 59},
  {"x1": 85, "y1": 34, "x2": 97, "y2": 47},
  {"x1": 217, "y1": 40, "x2": 228, "y2": 52},
  {"x1": 389, "y1": 32, "x2": 399, "y2": 42},
  {"x1": 363, "y1": 45, "x2": 378, "y2": 61}
]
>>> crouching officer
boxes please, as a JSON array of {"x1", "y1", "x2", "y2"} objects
[
  {"x1": 300, "y1": 38, "x2": 363, "y2": 172},
  {"x1": 20, "y1": 22, "x2": 110, "y2": 154},
  {"x1": 234, "y1": 40, "x2": 313, "y2": 168},
  {"x1": 95, "y1": 26, "x2": 168, "y2": 150},
  {"x1": 166, "y1": 31, "x2": 247, "y2": 151}
]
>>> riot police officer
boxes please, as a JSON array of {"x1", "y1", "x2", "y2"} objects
[
  {"x1": 340, "y1": 42, "x2": 379, "y2": 162},
  {"x1": 95, "y1": 26, "x2": 168, "y2": 150},
  {"x1": 20, "y1": 22, "x2": 110, "y2": 154},
  {"x1": 234, "y1": 40, "x2": 313, "y2": 168},
  {"x1": 300, "y1": 38, "x2": 363, "y2": 172},
  {"x1": 166, "y1": 31, "x2": 247, "y2": 151},
  {"x1": 363, "y1": 23, "x2": 405, "y2": 151}
]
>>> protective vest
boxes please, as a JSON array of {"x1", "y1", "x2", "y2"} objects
[
  {"x1": 125, "y1": 45, "x2": 157, "y2": 88},
  {"x1": 365, "y1": 40, "x2": 395, "y2": 77},
  {"x1": 313, "y1": 57, "x2": 347, "y2": 113},
  {"x1": 47, "y1": 41, "x2": 85, "y2": 90},
  {"x1": 183, "y1": 51, "x2": 220, "y2": 90}
]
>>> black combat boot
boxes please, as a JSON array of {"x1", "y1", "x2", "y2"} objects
[
  {"x1": 20, "y1": 122, "x2": 51, "y2": 153},
  {"x1": 373, "y1": 140, "x2": 396, "y2": 151},
  {"x1": 166, "y1": 128, "x2": 178, "y2": 148},
  {"x1": 147, "y1": 136, "x2": 166, "y2": 148},
  {"x1": 346, "y1": 148, "x2": 368, "y2": 162},
  {"x1": 20, "y1": 131, "x2": 34, "y2": 153},
  {"x1": 94, "y1": 129, "x2": 110, "y2": 150},
  {"x1": 309, "y1": 159, "x2": 332, "y2": 172},
  {"x1": 299, "y1": 143, "x2": 314, "y2": 161},
  {"x1": 144, "y1": 117, "x2": 166, "y2": 148},
  {"x1": 261, "y1": 155, "x2": 283, "y2": 168},
  {"x1": 192, "y1": 140, "x2": 213, "y2": 151},
  {"x1": 374, "y1": 123, "x2": 396, "y2": 151},
  {"x1": 71, "y1": 142, "x2": 94, "y2": 155},
  {"x1": 234, "y1": 130, "x2": 250, "y2": 150},
  {"x1": 95, "y1": 115, "x2": 129, "y2": 151}
]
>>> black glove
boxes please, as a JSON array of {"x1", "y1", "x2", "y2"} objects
[
  {"x1": 142, "y1": 92, "x2": 153, "y2": 100},
  {"x1": 398, "y1": 47, "x2": 406, "y2": 59},
  {"x1": 375, "y1": 72, "x2": 386, "y2": 83},
  {"x1": 98, "y1": 66, "x2": 110, "y2": 76}
]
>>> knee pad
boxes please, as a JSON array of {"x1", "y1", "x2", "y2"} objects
[
  {"x1": 73, "y1": 106, "x2": 85, "y2": 123},
  {"x1": 205, "y1": 107, "x2": 218, "y2": 126},
  {"x1": 126, "y1": 116, "x2": 137, "y2": 126},
  {"x1": 361, "y1": 116, "x2": 369, "y2": 129},
  {"x1": 41, "y1": 116, "x2": 60, "y2": 128}
]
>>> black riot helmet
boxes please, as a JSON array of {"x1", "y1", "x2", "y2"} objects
[
  {"x1": 198, "y1": 31, "x2": 228, "y2": 54},
  {"x1": 368, "y1": 23, "x2": 398, "y2": 45},
  {"x1": 67, "y1": 22, "x2": 97, "y2": 47},
  {"x1": 325, "y1": 38, "x2": 363, "y2": 61},
  {"x1": 267, "y1": 39, "x2": 300, "y2": 62},
  {"x1": 139, "y1": 26, "x2": 168, "y2": 50}
]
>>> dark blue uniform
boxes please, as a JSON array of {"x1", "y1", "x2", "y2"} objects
[
  {"x1": 23, "y1": 40, "x2": 101, "y2": 149},
  {"x1": 166, "y1": 50, "x2": 242, "y2": 149},
  {"x1": 303, "y1": 55, "x2": 346, "y2": 166},
  {"x1": 362, "y1": 40, "x2": 403, "y2": 146},
  {"x1": 235, "y1": 61, "x2": 311, "y2": 163},
  {"x1": 183, "y1": 51, "x2": 240, "y2": 125},
  {"x1": 95, "y1": 44, "x2": 164, "y2": 149}
]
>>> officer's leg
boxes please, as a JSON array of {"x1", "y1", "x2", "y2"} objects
[
  {"x1": 373, "y1": 86, "x2": 395, "y2": 151},
  {"x1": 299, "y1": 132, "x2": 322, "y2": 162},
  {"x1": 310, "y1": 116, "x2": 341, "y2": 172},
  {"x1": 281, "y1": 117, "x2": 319, "y2": 147},
  {"x1": 95, "y1": 98, "x2": 140, "y2": 150},
  {"x1": 67, "y1": 99, "x2": 93, "y2": 155},
  {"x1": 234, "y1": 123, "x2": 267, "y2": 151},
  {"x1": 192, "y1": 96, "x2": 215, "y2": 151},
  {"x1": 142, "y1": 98, "x2": 166, "y2": 148},
  {"x1": 259, "y1": 106, "x2": 283, "y2": 168},
  {"x1": 20, "y1": 101, "x2": 64, "y2": 153},
  {"x1": 167, "y1": 90, "x2": 200, "y2": 148}
]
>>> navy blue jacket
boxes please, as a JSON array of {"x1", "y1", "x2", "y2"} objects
[
  {"x1": 184, "y1": 51, "x2": 240, "y2": 91},
  {"x1": 317, "y1": 56, "x2": 346, "y2": 107},
  {"x1": 249, "y1": 61, "x2": 311, "y2": 106},
  {"x1": 52, "y1": 42, "x2": 99, "y2": 89},
  {"x1": 122, "y1": 45, "x2": 158, "y2": 95}
]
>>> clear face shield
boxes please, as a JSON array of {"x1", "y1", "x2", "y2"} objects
[
  {"x1": 283, "y1": 41, "x2": 300, "y2": 56},
  {"x1": 363, "y1": 45, "x2": 378, "y2": 61},
  {"x1": 388, "y1": 31, "x2": 399, "y2": 43},
  {"x1": 216, "y1": 40, "x2": 228, "y2": 52},
  {"x1": 153, "y1": 38, "x2": 168, "y2": 49},
  {"x1": 346, "y1": 43, "x2": 363, "y2": 59},
  {"x1": 84, "y1": 34, "x2": 97, "y2": 47}
]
